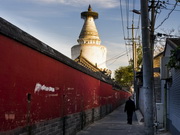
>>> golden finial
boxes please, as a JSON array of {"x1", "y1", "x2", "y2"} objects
[
  {"x1": 81, "y1": 5, "x2": 98, "y2": 19},
  {"x1": 88, "y1": 5, "x2": 92, "y2": 11}
]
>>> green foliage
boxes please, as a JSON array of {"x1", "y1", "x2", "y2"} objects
[
  {"x1": 137, "y1": 45, "x2": 143, "y2": 70},
  {"x1": 114, "y1": 44, "x2": 142, "y2": 89},
  {"x1": 114, "y1": 65, "x2": 133, "y2": 88},
  {"x1": 128, "y1": 45, "x2": 142, "y2": 71},
  {"x1": 167, "y1": 47, "x2": 180, "y2": 69},
  {"x1": 115, "y1": 43, "x2": 142, "y2": 88}
]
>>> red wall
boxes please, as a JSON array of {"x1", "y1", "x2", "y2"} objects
[{"x1": 0, "y1": 35, "x2": 130, "y2": 131}]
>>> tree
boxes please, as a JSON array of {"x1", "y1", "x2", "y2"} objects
[
  {"x1": 114, "y1": 65, "x2": 133, "y2": 89},
  {"x1": 114, "y1": 45, "x2": 142, "y2": 90},
  {"x1": 128, "y1": 45, "x2": 143, "y2": 71},
  {"x1": 154, "y1": 27, "x2": 180, "y2": 55}
]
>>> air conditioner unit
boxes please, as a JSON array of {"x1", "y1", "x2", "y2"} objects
[{"x1": 160, "y1": 57, "x2": 170, "y2": 80}]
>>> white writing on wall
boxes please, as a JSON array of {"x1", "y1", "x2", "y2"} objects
[
  {"x1": 5, "y1": 113, "x2": 15, "y2": 120},
  {"x1": 34, "y1": 83, "x2": 55, "y2": 93}
]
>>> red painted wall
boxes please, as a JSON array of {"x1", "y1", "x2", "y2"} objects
[{"x1": 0, "y1": 35, "x2": 130, "y2": 131}]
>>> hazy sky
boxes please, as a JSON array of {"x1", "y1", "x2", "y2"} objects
[{"x1": 1, "y1": 0, "x2": 180, "y2": 76}]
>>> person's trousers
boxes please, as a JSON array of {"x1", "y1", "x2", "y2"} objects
[{"x1": 127, "y1": 111, "x2": 133, "y2": 124}]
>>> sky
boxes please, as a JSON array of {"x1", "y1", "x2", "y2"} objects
[{"x1": 0, "y1": 0, "x2": 180, "y2": 77}]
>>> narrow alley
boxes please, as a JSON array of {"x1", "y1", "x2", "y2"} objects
[{"x1": 76, "y1": 104, "x2": 145, "y2": 135}]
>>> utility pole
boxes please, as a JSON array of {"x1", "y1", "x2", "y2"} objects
[
  {"x1": 150, "y1": 0, "x2": 156, "y2": 107},
  {"x1": 150, "y1": 0, "x2": 156, "y2": 133},
  {"x1": 131, "y1": 24, "x2": 137, "y2": 72},
  {"x1": 150, "y1": 0, "x2": 155, "y2": 57},
  {"x1": 125, "y1": 24, "x2": 139, "y2": 101},
  {"x1": 131, "y1": 23, "x2": 138, "y2": 108},
  {"x1": 140, "y1": 0, "x2": 154, "y2": 134}
]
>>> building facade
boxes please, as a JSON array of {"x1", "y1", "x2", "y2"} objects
[{"x1": 160, "y1": 38, "x2": 180, "y2": 135}]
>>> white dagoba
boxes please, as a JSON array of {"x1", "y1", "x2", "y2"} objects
[{"x1": 71, "y1": 5, "x2": 107, "y2": 69}]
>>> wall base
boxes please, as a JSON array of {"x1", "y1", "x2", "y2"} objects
[{"x1": 0, "y1": 104, "x2": 117, "y2": 135}]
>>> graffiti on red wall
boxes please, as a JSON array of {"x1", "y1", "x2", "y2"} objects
[{"x1": 34, "y1": 83, "x2": 58, "y2": 93}]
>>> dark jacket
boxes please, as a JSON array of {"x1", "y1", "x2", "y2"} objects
[{"x1": 124, "y1": 98, "x2": 135, "y2": 112}]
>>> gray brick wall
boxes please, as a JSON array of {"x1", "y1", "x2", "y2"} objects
[
  {"x1": 0, "y1": 118, "x2": 63, "y2": 135},
  {"x1": 65, "y1": 113, "x2": 82, "y2": 135},
  {"x1": 0, "y1": 105, "x2": 116, "y2": 135},
  {"x1": 94, "y1": 107, "x2": 101, "y2": 121}
]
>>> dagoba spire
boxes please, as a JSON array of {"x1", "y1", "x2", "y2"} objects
[
  {"x1": 88, "y1": 4, "x2": 92, "y2": 11},
  {"x1": 77, "y1": 5, "x2": 101, "y2": 45},
  {"x1": 71, "y1": 5, "x2": 108, "y2": 70}
]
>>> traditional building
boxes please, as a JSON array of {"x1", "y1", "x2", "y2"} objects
[
  {"x1": 160, "y1": 38, "x2": 180, "y2": 135},
  {"x1": 71, "y1": 5, "x2": 111, "y2": 76}
]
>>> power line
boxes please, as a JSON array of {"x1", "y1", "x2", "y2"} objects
[
  {"x1": 119, "y1": 0, "x2": 130, "y2": 62},
  {"x1": 107, "y1": 51, "x2": 127, "y2": 63},
  {"x1": 166, "y1": 2, "x2": 180, "y2": 6},
  {"x1": 164, "y1": 7, "x2": 180, "y2": 11},
  {"x1": 99, "y1": 50, "x2": 130, "y2": 66},
  {"x1": 135, "y1": 15, "x2": 141, "y2": 38},
  {"x1": 126, "y1": 0, "x2": 130, "y2": 37},
  {"x1": 107, "y1": 51, "x2": 131, "y2": 66},
  {"x1": 119, "y1": 0, "x2": 141, "y2": 65},
  {"x1": 132, "y1": 0, "x2": 135, "y2": 23},
  {"x1": 155, "y1": 1, "x2": 178, "y2": 29},
  {"x1": 119, "y1": 0, "x2": 126, "y2": 39}
]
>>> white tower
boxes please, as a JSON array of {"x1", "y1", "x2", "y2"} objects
[{"x1": 71, "y1": 5, "x2": 107, "y2": 69}]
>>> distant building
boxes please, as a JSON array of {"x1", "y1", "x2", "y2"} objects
[{"x1": 71, "y1": 5, "x2": 111, "y2": 76}]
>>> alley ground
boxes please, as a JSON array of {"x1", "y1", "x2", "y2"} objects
[{"x1": 76, "y1": 104, "x2": 171, "y2": 135}]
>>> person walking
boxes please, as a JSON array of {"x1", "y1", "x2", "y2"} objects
[{"x1": 124, "y1": 96, "x2": 135, "y2": 124}]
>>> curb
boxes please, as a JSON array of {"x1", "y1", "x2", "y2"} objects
[{"x1": 135, "y1": 110, "x2": 144, "y2": 125}]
